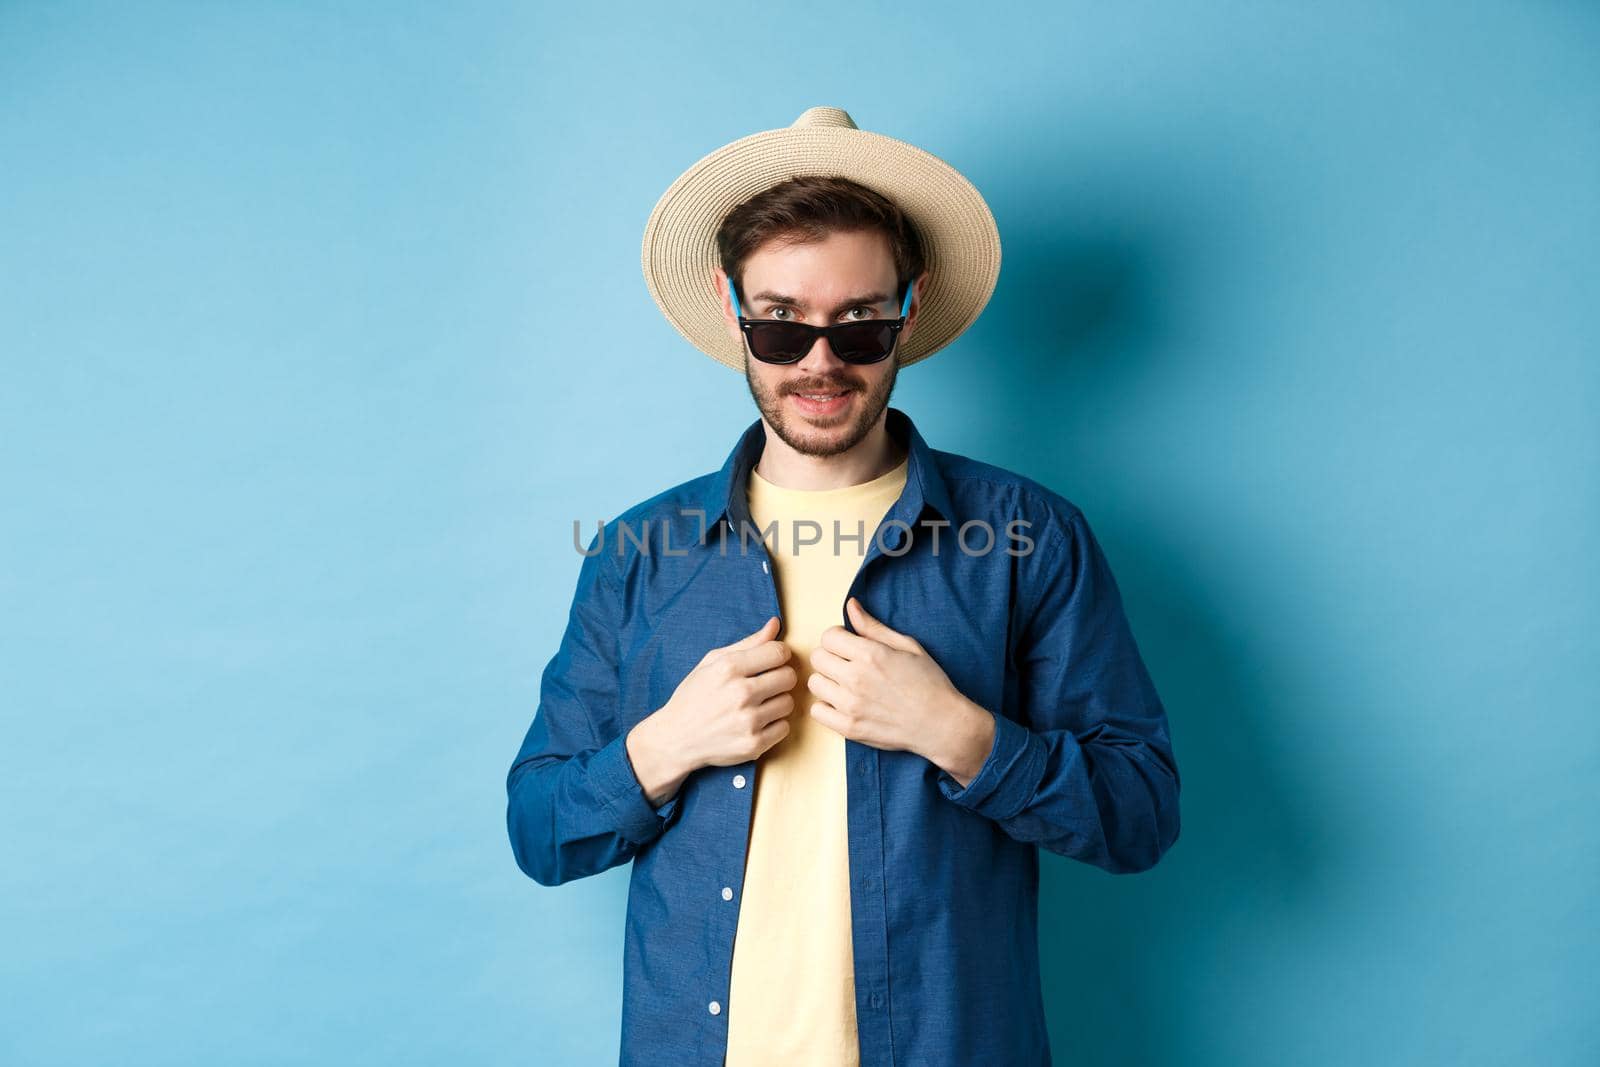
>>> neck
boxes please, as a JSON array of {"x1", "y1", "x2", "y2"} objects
[{"x1": 753, "y1": 416, "x2": 906, "y2": 491}]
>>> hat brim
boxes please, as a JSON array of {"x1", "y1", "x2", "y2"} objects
[{"x1": 640, "y1": 125, "x2": 1001, "y2": 373}]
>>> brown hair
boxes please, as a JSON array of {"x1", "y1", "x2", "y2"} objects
[{"x1": 715, "y1": 175, "x2": 927, "y2": 308}]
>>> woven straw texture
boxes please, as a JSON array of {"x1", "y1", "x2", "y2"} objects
[{"x1": 640, "y1": 107, "x2": 1001, "y2": 373}]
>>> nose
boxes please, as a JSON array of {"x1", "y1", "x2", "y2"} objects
[{"x1": 796, "y1": 333, "x2": 846, "y2": 370}]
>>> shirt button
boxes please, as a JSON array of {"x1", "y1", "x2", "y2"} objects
[
  {"x1": 709, "y1": 1000, "x2": 722, "y2": 1015},
  {"x1": 721, "y1": 886, "x2": 733, "y2": 901},
  {"x1": 869, "y1": 993, "x2": 883, "y2": 1009},
  {"x1": 761, "y1": 559, "x2": 770, "y2": 573},
  {"x1": 733, "y1": 774, "x2": 746, "y2": 789}
]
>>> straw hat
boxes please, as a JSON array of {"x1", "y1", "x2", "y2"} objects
[{"x1": 640, "y1": 106, "x2": 1001, "y2": 373}]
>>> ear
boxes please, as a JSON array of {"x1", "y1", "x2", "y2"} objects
[
  {"x1": 904, "y1": 271, "x2": 928, "y2": 335},
  {"x1": 712, "y1": 268, "x2": 740, "y2": 340}
]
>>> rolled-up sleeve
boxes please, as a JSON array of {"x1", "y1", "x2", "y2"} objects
[
  {"x1": 506, "y1": 529, "x2": 679, "y2": 886},
  {"x1": 936, "y1": 506, "x2": 1181, "y2": 874}
]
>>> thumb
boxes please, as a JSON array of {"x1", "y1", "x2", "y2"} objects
[
  {"x1": 701, "y1": 615, "x2": 779, "y2": 666},
  {"x1": 731, "y1": 614, "x2": 781, "y2": 648},
  {"x1": 847, "y1": 597, "x2": 917, "y2": 652}
]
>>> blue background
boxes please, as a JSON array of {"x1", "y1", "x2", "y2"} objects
[{"x1": 2, "y1": 3, "x2": 1595, "y2": 1064}]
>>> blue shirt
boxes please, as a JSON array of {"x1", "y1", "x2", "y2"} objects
[{"x1": 506, "y1": 405, "x2": 1181, "y2": 1066}]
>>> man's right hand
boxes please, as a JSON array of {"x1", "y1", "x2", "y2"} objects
[{"x1": 625, "y1": 616, "x2": 796, "y2": 807}]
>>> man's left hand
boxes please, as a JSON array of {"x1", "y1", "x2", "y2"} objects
[{"x1": 807, "y1": 597, "x2": 996, "y2": 788}]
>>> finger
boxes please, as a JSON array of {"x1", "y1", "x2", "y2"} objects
[
  {"x1": 808, "y1": 645, "x2": 853, "y2": 683},
  {"x1": 749, "y1": 662, "x2": 799, "y2": 701},
  {"x1": 846, "y1": 597, "x2": 919, "y2": 652},
  {"x1": 809, "y1": 700, "x2": 847, "y2": 737},
  {"x1": 754, "y1": 690, "x2": 796, "y2": 727},
  {"x1": 723, "y1": 636, "x2": 792, "y2": 677},
  {"x1": 818, "y1": 622, "x2": 880, "y2": 661},
  {"x1": 756, "y1": 713, "x2": 792, "y2": 752},
  {"x1": 806, "y1": 670, "x2": 847, "y2": 709}
]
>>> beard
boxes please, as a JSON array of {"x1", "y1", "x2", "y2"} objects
[{"x1": 743, "y1": 355, "x2": 899, "y2": 458}]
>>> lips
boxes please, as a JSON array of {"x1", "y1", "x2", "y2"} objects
[{"x1": 788, "y1": 388, "x2": 853, "y2": 416}]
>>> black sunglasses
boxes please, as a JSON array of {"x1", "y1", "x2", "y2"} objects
[{"x1": 729, "y1": 279, "x2": 913, "y2": 365}]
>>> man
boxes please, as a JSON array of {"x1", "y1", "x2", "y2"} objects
[{"x1": 506, "y1": 106, "x2": 1180, "y2": 1067}]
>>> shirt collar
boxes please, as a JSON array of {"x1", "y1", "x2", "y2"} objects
[{"x1": 694, "y1": 405, "x2": 957, "y2": 546}]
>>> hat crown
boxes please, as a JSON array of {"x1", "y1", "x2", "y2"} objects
[{"x1": 791, "y1": 106, "x2": 858, "y2": 130}]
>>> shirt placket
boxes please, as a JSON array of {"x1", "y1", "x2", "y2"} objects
[
  {"x1": 698, "y1": 514, "x2": 786, "y2": 1063},
  {"x1": 698, "y1": 452, "x2": 924, "y2": 1067},
  {"x1": 838, "y1": 508, "x2": 919, "y2": 1067}
]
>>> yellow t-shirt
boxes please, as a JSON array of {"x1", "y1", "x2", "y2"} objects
[{"x1": 724, "y1": 452, "x2": 909, "y2": 1067}]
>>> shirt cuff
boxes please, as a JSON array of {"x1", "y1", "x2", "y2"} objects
[
  {"x1": 936, "y1": 707, "x2": 1048, "y2": 822},
  {"x1": 588, "y1": 731, "x2": 672, "y2": 846}
]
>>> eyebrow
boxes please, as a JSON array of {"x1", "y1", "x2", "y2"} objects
[{"x1": 748, "y1": 290, "x2": 892, "y2": 313}]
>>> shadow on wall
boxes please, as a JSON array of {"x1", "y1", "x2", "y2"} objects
[{"x1": 965, "y1": 138, "x2": 1358, "y2": 1066}]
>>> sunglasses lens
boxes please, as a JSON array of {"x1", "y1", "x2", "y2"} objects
[
  {"x1": 744, "y1": 320, "x2": 898, "y2": 364},
  {"x1": 746, "y1": 322, "x2": 814, "y2": 363},
  {"x1": 831, "y1": 321, "x2": 897, "y2": 363}
]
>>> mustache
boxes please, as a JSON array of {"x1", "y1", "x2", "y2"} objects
[{"x1": 784, "y1": 380, "x2": 859, "y2": 393}]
